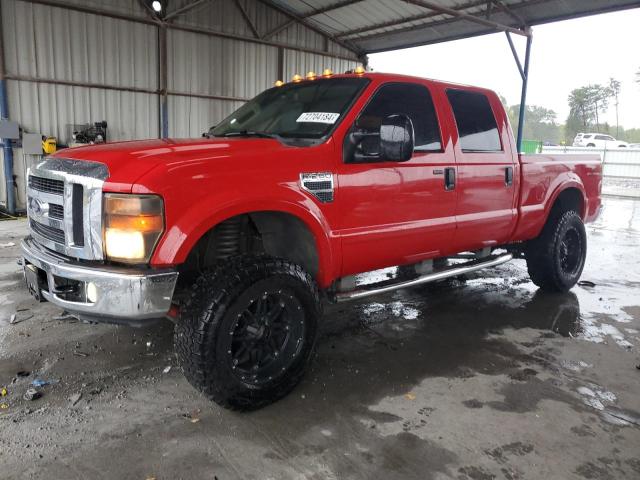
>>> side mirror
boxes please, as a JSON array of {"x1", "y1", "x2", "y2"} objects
[{"x1": 379, "y1": 114, "x2": 414, "y2": 162}]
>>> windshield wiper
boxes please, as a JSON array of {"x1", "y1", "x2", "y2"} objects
[{"x1": 218, "y1": 130, "x2": 279, "y2": 139}]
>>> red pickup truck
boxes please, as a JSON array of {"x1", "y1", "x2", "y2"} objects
[{"x1": 21, "y1": 72, "x2": 602, "y2": 409}]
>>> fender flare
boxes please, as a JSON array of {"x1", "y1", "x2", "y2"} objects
[
  {"x1": 152, "y1": 195, "x2": 337, "y2": 287},
  {"x1": 545, "y1": 177, "x2": 588, "y2": 220}
]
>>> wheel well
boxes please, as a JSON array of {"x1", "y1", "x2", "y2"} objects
[
  {"x1": 178, "y1": 212, "x2": 319, "y2": 290},
  {"x1": 551, "y1": 188, "x2": 584, "y2": 218}
]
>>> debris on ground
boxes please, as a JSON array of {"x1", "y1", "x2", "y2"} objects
[
  {"x1": 181, "y1": 410, "x2": 201, "y2": 423},
  {"x1": 578, "y1": 280, "x2": 597, "y2": 288},
  {"x1": 0, "y1": 403, "x2": 8, "y2": 409},
  {"x1": 69, "y1": 393, "x2": 82, "y2": 406},
  {"x1": 0, "y1": 241, "x2": 16, "y2": 248},
  {"x1": 73, "y1": 351, "x2": 89, "y2": 358},
  {"x1": 9, "y1": 314, "x2": 33, "y2": 325},
  {"x1": 23, "y1": 388, "x2": 42, "y2": 401},
  {"x1": 1, "y1": 387, "x2": 7, "y2": 396},
  {"x1": 89, "y1": 386, "x2": 103, "y2": 395},
  {"x1": 163, "y1": 366, "x2": 172, "y2": 374},
  {"x1": 16, "y1": 371, "x2": 30, "y2": 377},
  {"x1": 404, "y1": 393, "x2": 417, "y2": 400},
  {"x1": 31, "y1": 379, "x2": 53, "y2": 388},
  {"x1": 52, "y1": 311, "x2": 75, "y2": 321}
]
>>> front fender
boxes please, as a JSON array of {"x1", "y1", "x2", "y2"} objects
[{"x1": 150, "y1": 190, "x2": 338, "y2": 288}]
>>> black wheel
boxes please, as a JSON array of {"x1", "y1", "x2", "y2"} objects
[
  {"x1": 525, "y1": 210, "x2": 587, "y2": 292},
  {"x1": 174, "y1": 255, "x2": 320, "y2": 410},
  {"x1": 586, "y1": 143, "x2": 596, "y2": 147}
]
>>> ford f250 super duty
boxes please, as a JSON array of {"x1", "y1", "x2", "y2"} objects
[{"x1": 21, "y1": 71, "x2": 602, "y2": 410}]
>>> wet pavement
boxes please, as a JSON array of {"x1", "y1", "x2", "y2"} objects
[{"x1": 1, "y1": 197, "x2": 639, "y2": 480}]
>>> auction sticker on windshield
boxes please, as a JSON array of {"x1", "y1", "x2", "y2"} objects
[{"x1": 296, "y1": 112, "x2": 340, "y2": 124}]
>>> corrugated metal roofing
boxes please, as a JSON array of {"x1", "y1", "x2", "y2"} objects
[{"x1": 268, "y1": 0, "x2": 640, "y2": 53}]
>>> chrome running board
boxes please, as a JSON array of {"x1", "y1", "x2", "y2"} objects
[{"x1": 332, "y1": 253, "x2": 513, "y2": 303}]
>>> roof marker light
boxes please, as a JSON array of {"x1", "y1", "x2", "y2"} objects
[
  {"x1": 354, "y1": 65, "x2": 365, "y2": 75},
  {"x1": 274, "y1": 80, "x2": 284, "y2": 87},
  {"x1": 322, "y1": 68, "x2": 333, "y2": 77},
  {"x1": 306, "y1": 71, "x2": 317, "y2": 80},
  {"x1": 292, "y1": 74, "x2": 303, "y2": 83}
]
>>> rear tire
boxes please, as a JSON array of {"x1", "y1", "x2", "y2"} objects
[
  {"x1": 174, "y1": 255, "x2": 320, "y2": 410},
  {"x1": 525, "y1": 210, "x2": 587, "y2": 292}
]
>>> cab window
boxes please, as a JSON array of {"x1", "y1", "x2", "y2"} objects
[
  {"x1": 447, "y1": 89, "x2": 502, "y2": 152},
  {"x1": 354, "y1": 82, "x2": 442, "y2": 156}
]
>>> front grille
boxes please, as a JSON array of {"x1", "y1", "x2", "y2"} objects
[
  {"x1": 30, "y1": 220, "x2": 65, "y2": 244},
  {"x1": 29, "y1": 175, "x2": 64, "y2": 195},
  {"x1": 49, "y1": 203, "x2": 64, "y2": 220}
]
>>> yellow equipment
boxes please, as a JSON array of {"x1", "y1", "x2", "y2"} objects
[{"x1": 42, "y1": 136, "x2": 57, "y2": 154}]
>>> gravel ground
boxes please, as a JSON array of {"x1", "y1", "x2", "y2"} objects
[{"x1": 1, "y1": 197, "x2": 639, "y2": 480}]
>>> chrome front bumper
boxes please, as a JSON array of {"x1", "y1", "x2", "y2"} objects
[{"x1": 21, "y1": 237, "x2": 178, "y2": 326}]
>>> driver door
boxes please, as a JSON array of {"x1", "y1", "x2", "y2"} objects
[{"x1": 335, "y1": 81, "x2": 457, "y2": 277}]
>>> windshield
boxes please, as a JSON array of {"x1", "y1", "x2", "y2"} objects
[{"x1": 211, "y1": 78, "x2": 369, "y2": 140}]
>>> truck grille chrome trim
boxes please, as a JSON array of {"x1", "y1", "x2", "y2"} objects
[
  {"x1": 26, "y1": 158, "x2": 109, "y2": 260},
  {"x1": 30, "y1": 219, "x2": 65, "y2": 244},
  {"x1": 300, "y1": 172, "x2": 334, "y2": 203},
  {"x1": 48, "y1": 203, "x2": 64, "y2": 220},
  {"x1": 28, "y1": 175, "x2": 65, "y2": 195}
]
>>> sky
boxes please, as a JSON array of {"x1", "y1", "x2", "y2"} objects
[{"x1": 369, "y1": 8, "x2": 640, "y2": 130}]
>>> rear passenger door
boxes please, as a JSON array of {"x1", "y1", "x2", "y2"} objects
[
  {"x1": 337, "y1": 82, "x2": 457, "y2": 277},
  {"x1": 446, "y1": 89, "x2": 518, "y2": 252}
]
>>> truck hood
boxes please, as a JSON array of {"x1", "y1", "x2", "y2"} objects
[{"x1": 55, "y1": 138, "x2": 287, "y2": 188}]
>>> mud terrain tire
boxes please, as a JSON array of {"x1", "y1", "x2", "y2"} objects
[
  {"x1": 174, "y1": 255, "x2": 320, "y2": 410},
  {"x1": 525, "y1": 210, "x2": 587, "y2": 292}
]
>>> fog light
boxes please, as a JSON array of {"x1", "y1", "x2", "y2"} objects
[{"x1": 86, "y1": 282, "x2": 98, "y2": 303}]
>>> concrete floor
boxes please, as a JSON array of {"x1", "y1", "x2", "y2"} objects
[{"x1": 1, "y1": 197, "x2": 639, "y2": 480}]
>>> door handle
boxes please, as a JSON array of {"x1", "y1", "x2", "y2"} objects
[
  {"x1": 444, "y1": 167, "x2": 456, "y2": 191},
  {"x1": 505, "y1": 166, "x2": 514, "y2": 186}
]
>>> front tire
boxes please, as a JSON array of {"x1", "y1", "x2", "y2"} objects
[
  {"x1": 174, "y1": 255, "x2": 320, "y2": 410},
  {"x1": 525, "y1": 210, "x2": 587, "y2": 292}
]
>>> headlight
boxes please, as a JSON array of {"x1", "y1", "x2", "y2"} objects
[{"x1": 103, "y1": 193, "x2": 164, "y2": 264}]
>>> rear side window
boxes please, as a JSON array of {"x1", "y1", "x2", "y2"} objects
[
  {"x1": 583, "y1": 134, "x2": 592, "y2": 139},
  {"x1": 446, "y1": 89, "x2": 501, "y2": 152},
  {"x1": 355, "y1": 82, "x2": 442, "y2": 152}
]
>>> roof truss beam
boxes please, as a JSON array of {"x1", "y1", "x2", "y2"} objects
[
  {"x1": 233, "y1": 0, "x2": 261, "y2": 38},
  {"x1": 336, "y1": 0, "x2": 490, "y2": 38},
  {"x1": 402, "y1": 0, "x2": 528, "y2": 36},
  {"x1": 164, "y1": 0, "x2": 212, "y2": 22},
  {"x1": 300, "y1": 0, "x2": 366, "y2": 18},
  {"x1": 337, "y1": 0, "x2": 530, "y2": 40},
  {"x1": 255, "y1": 0, "x2": 362, "y2": 54}
]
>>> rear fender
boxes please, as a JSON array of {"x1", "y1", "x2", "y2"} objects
[{"x1": 514, "y1": 171, "x2": 586, "y2": 241}]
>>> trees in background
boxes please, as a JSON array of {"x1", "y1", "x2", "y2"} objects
[
  {"x1": 609, "y1": 78, "x2": 621, "y2": 137},
  {"x1": 507, "y1": 105, "x2": 561, "y2": 144},
  {"x1": 500, "y1": 76, "x2": 640, "y2": 145},
  {"x1": 565, "y1": 82, "x2": 621, "y2": 142}
]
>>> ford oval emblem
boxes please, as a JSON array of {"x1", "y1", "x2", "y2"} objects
[{"x1": 28, "y1": 197, "x2": 49, "y2": 219}]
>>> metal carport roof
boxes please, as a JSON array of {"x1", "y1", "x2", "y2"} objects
[{"x1": 266, "y1": 0, "x2": 640, "y2": 54}]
